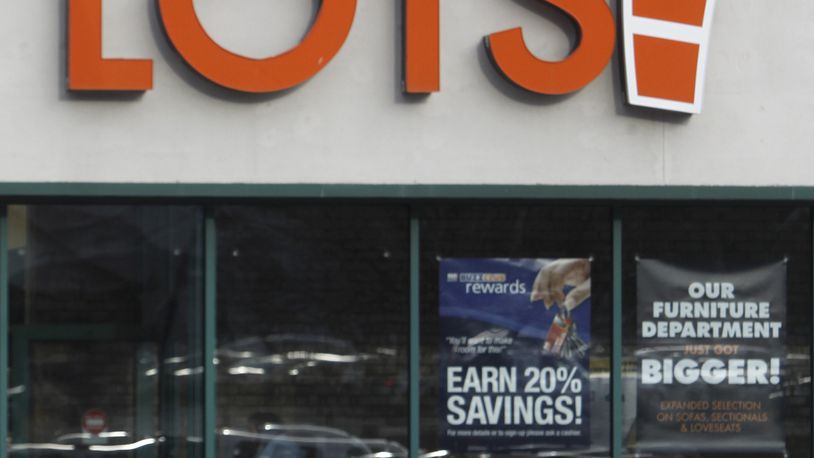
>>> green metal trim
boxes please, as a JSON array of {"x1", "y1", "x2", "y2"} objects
[
  {"x1": 188, "y1": 211, "x2": 205, "y2": 458},
  {"x1": 0, "y1": 206, "x2": 7, "y2": 458},
  {"x1": 1, "y1": 183, "x2": 814, "y2": 201},
  {"x1": 204, "y1": 209, "x2": 217, "y2": 458},
  {"x1": 10, "y1": 335, "x2": 28, "y2": 449},
  {"x1": 135, "y1": 344, "x2": 157, "y2": 458},
  {"x1": 612, "y1": 211, "x2": 623, "y2": 458},
  {"x1": 409, "y1": 215, "x2": 420, "y2": 458}
]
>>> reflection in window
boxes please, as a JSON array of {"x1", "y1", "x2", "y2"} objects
[
  {"x1": 7, "y1": 205, "x2": 203, "y2": 458},
  {"x1": 216, "y1": 206, "x2": 409, "y2": 458}
]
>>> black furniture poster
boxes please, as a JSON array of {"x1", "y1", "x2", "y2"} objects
[{"x1": 636, "y1": 259, "x2": 785, "y2": 453}]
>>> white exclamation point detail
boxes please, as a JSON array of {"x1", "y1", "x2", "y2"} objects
[
  {"x1": 575, "y1": 396, "x2": 582, "y2": 425},
  {"x1": 770, "y1": 358, "x2": 780, "y2": 385}
]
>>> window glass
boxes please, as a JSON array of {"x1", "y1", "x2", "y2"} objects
[
  {"x1": 418, "y1": 205, "x2": 612, "y2": 457},
  {"x1": 622, "y1": 205, "x2": 811, "y2": 457},
  {"x1": 215, "y1": 205, "x2": 409, "y2": 458},
  {"x1": 7, "y1": 205, "x2": 203, "y2": 458},
  {"x1": 2, "y1": 199, "x2": 811, "y2": 458}
]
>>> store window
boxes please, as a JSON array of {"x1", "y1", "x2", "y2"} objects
[
  {"x1": 622, "y1": 205, "x2": 811, "y2": 457},
  {"x1": 1, "y1": 198, "x2": 812, "y2": 458},
  {"x1": 6, "y1": 205, "x2": 204, "y2": 458},
  {"x1": 418, "y1": 205, "x2": 612, "y2": 456},
  {"x1": 215, "y1": 205, "x2": 410, "y2": 458}
]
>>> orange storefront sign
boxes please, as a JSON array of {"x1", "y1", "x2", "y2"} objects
[{"x1": 66, "y1": 0, "x2": 715, "y2": 114}]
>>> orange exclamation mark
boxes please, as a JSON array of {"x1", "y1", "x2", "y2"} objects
[{"x1": 622, "y1": 0, "x2": 716, "y2": 113}]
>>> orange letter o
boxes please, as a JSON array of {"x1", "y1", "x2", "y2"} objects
[{"x1": 157, "y1": 0, "x2": 357, "y2": 93}]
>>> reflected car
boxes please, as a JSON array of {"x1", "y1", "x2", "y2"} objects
[
  {"x1": 9, "y1": 431, "x2": 164, "y2": 458},
  {"x1": 219, "y1": 425, "x2": 401, "y2": 458},
  {"x1": 217, "y1": 334, "x2": 394, "y2": 384}
]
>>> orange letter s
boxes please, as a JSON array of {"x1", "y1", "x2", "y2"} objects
[{"x1": 485, "y1": 0, "x2": 615, "y2": 95}]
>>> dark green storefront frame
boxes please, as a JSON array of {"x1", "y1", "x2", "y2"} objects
[
  {"x1": 1, "y1": 183, "x2": 814, "y2": 200},
  {"x1": 0, "y1": 183, "x2": 812, "y2": 458}
]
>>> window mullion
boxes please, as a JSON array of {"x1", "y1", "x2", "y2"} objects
[
  {"x1": 0, "y1": 205, "x2": 7, "y2": 458},
  {"x1": 204, "y1": 207, "x2": 217, "y2": 458},
  {"x1": 409, "y1": 209, "x2": 421, "y2": 458},
  {"x1": 612, "y1": 208, "x2": 623, "y2": 458}
]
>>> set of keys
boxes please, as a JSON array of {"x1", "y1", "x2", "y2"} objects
[{"x1": 543, "y1": 310, "x2": 588, "y2": 360}]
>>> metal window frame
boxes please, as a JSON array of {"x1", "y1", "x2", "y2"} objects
[
  {"x1": 0, "y1": 183, "x2": 810, "y2": 200},
  {"x1": 0, "y1": 207, "x2": 7, "y2": 458},
  {"x1": 0, "y1": 183, "x2": 813, "y2": 458}
]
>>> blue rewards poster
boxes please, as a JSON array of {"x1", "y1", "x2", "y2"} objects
[{"x1": 440, "y1": 258, "x2": 591, "y2": 453}]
